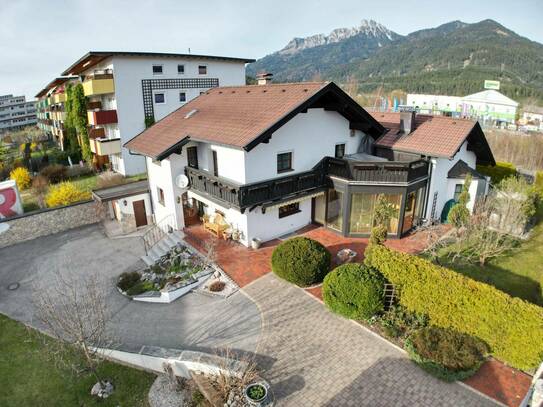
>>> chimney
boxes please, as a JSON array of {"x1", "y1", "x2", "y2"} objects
[
  {"x1": 256, "y1": 72, "x2": 273, "y2": 85},
  {"x1": 399, "y1": 109, "x2": 416, "y2": 135}
]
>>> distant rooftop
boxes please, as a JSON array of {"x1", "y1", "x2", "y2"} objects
[{"x1": 62, "y1": 51, "x2": 256, "y2": 76}]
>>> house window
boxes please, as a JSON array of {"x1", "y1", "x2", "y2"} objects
[
  {"x1": 454, "y1": 184, "x2": 463, "y2": 201},
  {"x1": 198, "y1": 65, "x2": 207, "y2": 75},
  {"x1": 187, "y1": 146, "x2": 198, "y2": 169},
  {"x1": 279, "y1": 202, "x2": 300, "y2": 218},
  {"x1": 157, "y1": 187, "x2": 165, "y2": 205},
  {"x1": 154, "y1": 93, "x2": 165, "y2": 104},
  {"x1": 179, "y1": 92, "x2": 186, "y2": 102},
  {"x1": 335, "y1": 143, "x2": 346, "y2": 158},
  {"x1": 277, "y1": 152, "x2": 292, "y2": 173},
  {"x1": 152, "y1": 65, "x2": 163, "y2": 75},
  {"x1": 177, "y1": 64, "x2": 185, "y2": 74}
]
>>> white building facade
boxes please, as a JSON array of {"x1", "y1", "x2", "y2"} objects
[
  {"x1": 127, "y1": 82, "x2": 495, "y2": 247},
  {"x1": 0, "y1": 94, "x2": 37, "y2": 133}
]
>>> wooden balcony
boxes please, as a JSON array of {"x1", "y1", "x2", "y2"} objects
[
  {"x1": 87, "y1": 101, "x2": 102, "y2": 110},
  {"x1": 186, "y1": 157, "x2": 429, "y2": 211},
  {"x1": 322, "y1": 157, "x2": 429, "y2": 184},
  {"x1": 87, "y1": 109, "x2": 118, "y2": 126},
  {"x1": 88, "y1": 127, "x2": 106, "y2": 139}
]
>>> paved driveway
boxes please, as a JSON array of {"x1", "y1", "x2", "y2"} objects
[
  {"x1": 0, "y1": 224, "x2": 261, "y2": 354},
  {"x1": 244, "y1": 274, "x2": 498, "y2": 407}
]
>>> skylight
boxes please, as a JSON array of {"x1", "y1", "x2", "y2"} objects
[{"x1": 184, "y1": 109, "x2": 198, "y2": 119}]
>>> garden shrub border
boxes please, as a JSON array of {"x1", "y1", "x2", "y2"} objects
[{"x1": 364, "y1": 244, "x2": 543, "y2": 370}]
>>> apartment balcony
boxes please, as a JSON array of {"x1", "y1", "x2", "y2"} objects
[
  {"x1": 87, "y1": 101, "x2": 102, "y2": 110},
  {"x1": 89, "y1": 137, "x2": 121, "y2": 156},
  {"x1": 51, "y1": 94, "x2": 66, "y2": 104},
  {"x1": 82, "y1": 74, "x2": 115, "y2": 96},
  {"x1": 87, "y1": 109, "x2": 118, "y2": 126},
  {"x1": 88, "y1": 127, "x2": 106, "y2": 139}
]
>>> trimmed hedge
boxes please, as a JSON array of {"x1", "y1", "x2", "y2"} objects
[
  {"x1": 476, "y1": 161, "x2": 516, "y2": 184},
  {"x1": 405, "y1": 326, "x2": 488, "y2": 382},
  {"x1": 271, "y1": 237, "x2": 331, "y2": 286},
  {"x1": 323, "y1": 264, "x2": 385, "y2": 320},
  {"x1": 364, "y1": 244, "x2": 543, "y2": 370}
]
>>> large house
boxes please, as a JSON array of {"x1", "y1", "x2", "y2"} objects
[
  {"x1": 125, "y1": 78, "x2": 495, "y2": 247},
  {"x1": 36, "y1": 51, "x2": 254, "y2": 175}
]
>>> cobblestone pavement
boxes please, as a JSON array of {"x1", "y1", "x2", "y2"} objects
[{"x1": 244, "y1": 273, "x2": 498, "y2": 407}]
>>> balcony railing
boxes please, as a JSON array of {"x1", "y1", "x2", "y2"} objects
[
  {"x1": 82, "y1": 74, "x2": 115, "y2": 96},
  {"x1": 89, "y1": 137, "x2": 121, "y2": 156},
  {"x1": 186, "y1": 156, "x2": 429, "y2": 211},
  {"x1": 322, "y1": 157, "x2": 429, "y2": 183},
  {"x1": 87, "y1": 109, "x2": 118, "y2": 126}
]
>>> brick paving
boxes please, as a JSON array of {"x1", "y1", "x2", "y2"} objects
[
  {"x1": 465, "y1": 359, "x2": 532, "y2": 407},
  {"x1": 244, "y1": 273, "x2": 498, "y2": 407}
]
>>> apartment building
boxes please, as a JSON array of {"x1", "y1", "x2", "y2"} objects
[
  {"x1": 0, "y1": 94, "x2": 37, "y2": 133},
  {"x1": 125, "y1": 79, "x2": 495, "y2": 247},
  {"x1": 36, "y1": 51, "x2": 254, "y2": 175}
]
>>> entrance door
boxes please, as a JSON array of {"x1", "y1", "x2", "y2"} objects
[
  {"x1": 312, "y1": 195, "x2": 326, "y2": 225},
  {"x1": 133, "y1": 200, "x2": 148, "y2": 227}
]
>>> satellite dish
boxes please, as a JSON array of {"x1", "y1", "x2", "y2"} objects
[{"x1": 175, "y1": 174, "x2": 189, "y2": 189}]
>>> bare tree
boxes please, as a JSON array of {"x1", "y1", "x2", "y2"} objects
[{"x1": 33, "y1": 272, "x2": 115, "y2": 392}]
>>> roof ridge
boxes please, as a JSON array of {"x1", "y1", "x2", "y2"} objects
[{"x1": 210, "y1": 82, "x2": 329, "y2": 90}]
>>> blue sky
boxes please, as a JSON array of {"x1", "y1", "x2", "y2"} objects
[{"x1": 1, "y1": 0, "x2": 542, "y2": 99}]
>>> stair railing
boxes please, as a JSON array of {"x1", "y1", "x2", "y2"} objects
[{"x1": 142, "y1": 214, "x2": 176, "y2": 255}]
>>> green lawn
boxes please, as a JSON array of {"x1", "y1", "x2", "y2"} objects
[
  {"x1": 437, "y1": 206, "x2": 543, "y2": 305},
  {"x1": 0, "y1": 314, "x2": 155, "y2": 406}
]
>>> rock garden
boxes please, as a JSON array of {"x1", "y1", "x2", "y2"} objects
[{"x1": 117, "y1": 242, "x2": 236, "y2": 303}]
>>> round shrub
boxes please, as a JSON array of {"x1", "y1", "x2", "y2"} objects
[
  {"x1": 271, "y1": 237, "x2": 330, "y2": 286},
  {"x1": 117, "y1": 271, "x2": 141, "y2": 292},
  {"x1": 45, "y1": 181, "x2": 90, "y2": 208},
  {"x1": 405, "y1": 326, "x2": 489, "y2": 381},
  {"x1": 10, "y1": 167, "x2": 31, "y2": 190},
  {"x1": 323, "y1": 263, "x2": 385, "y2": 320},
  {"x1": 40, "y1": 164, "x2": 67, "y2": 184}
]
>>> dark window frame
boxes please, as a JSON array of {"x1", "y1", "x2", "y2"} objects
[
  {"x1": 154, "y1": 92, "x2": 165, "y2": 104},
  {"x1": 179, "y1": 92, "x2": 187, "y2": 102},
  {"x1": 335, "y1": 143, "x2": 346, "y2": 158},
  {"x1": 454, "y1": 184, "x2": 463, "y2": 201},
  {"x1": 278, "y1": 202, "x2": 300, "y2": 218},
  {"x1": 198, "y1": 65, "x2": 207, "y2": 75},
  {"x1": 152, "y1": 64, "x2": 163, "y2": 75},
  {"x1": 186, "y1": 146, "x2": 198, "y2": 169},
  {"x1": 157, "y1": 187, "x2": 165, "y2": 205},
  {"x1": 177, "y1": 64, "x2": 185, "y2": 74},
  {"x1": 277, "y1": 152, "x2": 293, "y2": 174}
]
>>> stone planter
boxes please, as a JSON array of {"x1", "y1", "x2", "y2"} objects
[
  {"x1": 244, "y1": 382, "x2": 268, "y2": 406},
  {"x1": 251, "y1": 238, "x2": 262, "y2": 250}
]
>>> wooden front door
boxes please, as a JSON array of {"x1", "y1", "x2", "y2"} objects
[{"x1": 133, "y1": 200, "x2": 147, "y2": 227}]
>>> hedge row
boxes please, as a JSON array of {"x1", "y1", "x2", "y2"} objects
[
  {"x1": 364, "y1": 245, "x2": 543, "y2": 370},
  {"x1": 476, "y1": 161, "x2": 516, "y2": 184}
]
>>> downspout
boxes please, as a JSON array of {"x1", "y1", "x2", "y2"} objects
[{"x1": 422, "y1": 157, "x2": 434, "y2": 220}]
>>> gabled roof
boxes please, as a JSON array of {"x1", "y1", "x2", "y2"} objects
[
  {"x1": 447, "y1": 160, "x2": 486, "y2": 179},
  {"x1": 35, "y1": 76, "x2": 78, "y2": 98},
  {"x1": 371, "y1": 112, "x2": 495, "y2": 165},
  {"x1": 125, "y1": 82, "x2": 385, "y2": 160},
  {"x1": 62, "y1": 51, "x2": 255, "y2": 76},
  {"x1": 462, "y1": 90, "x2": 518, "y2": 107}
]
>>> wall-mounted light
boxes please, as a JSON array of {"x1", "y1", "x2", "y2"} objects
[
  {"x1": 177, "y1": 196, "x2": 181, "y2": 204},
  {"x1": 123, "y1": 200, "x2": 127, "y2": 206}
]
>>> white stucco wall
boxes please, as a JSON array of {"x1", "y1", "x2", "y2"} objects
[
  {"x1": 192, "y1": 142, "x2": 246, "y2": 184},
  {"x1": 445, "y1": 177, "x2": 482, "y2": 212},
  {"x1": 110, "y1": 56, "x2": 247, "y2": 175},
  {"x1": 245, "y1": 108, "x2": 364, "y2": 183},
  {"x1": 113, "y1": 192, "x2": 153, "y2": 217},
  {"x1": 425, "y1": 141, "x2": 477, "y2": 219}
]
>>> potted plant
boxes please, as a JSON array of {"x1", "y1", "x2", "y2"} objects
[
  {"x1": 251, "y1": 237, "x2": 262, "y2": 249},
  {"x1": 244, "y1": 382, "x2": 268, "y2": 406}
]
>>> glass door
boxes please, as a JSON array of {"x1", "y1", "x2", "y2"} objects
[
  {"x1": 313, "y1": 194, "x2": 326, "y2": 225},
  {"x1": 402, "y1": 191, "x2": 416, "y2": 233}
]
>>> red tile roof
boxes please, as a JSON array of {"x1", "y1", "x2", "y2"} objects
[
  {"x1": 125, "y1": 82, "x2": 384, "y2": 159},
  {"x1": 371, "y1": 112, "x2": 479, "y2": 159}
]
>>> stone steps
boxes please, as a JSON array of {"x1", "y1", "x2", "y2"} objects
[{"x1": 141, "y1": 230, "x2": 186, "y2": 267}]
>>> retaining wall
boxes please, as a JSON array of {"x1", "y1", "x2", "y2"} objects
[{"x1": 0, "y1": 200, "x2": 101, "y2": 249}]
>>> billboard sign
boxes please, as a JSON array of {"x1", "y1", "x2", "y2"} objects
[
  {"x1": 0, "y1": 180, "x2": 23, "y2": 218},
  {"x1": 484, "y1": 80, "x2": 500, "y2": 90}
]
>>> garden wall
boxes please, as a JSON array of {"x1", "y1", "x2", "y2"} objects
[{"x1": 0, "y1": 200, "x2": 101, "y2": 249}]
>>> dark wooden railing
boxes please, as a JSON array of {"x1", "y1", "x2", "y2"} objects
[{"x1": 186, "y1": 157, "x2": 429, "y2": 210}]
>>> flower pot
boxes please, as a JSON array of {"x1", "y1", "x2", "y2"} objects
[
  {"x1": 251, "y1": 238, "x2": 262, "y2": 250},
  {"x1": 244, "y1": 382, "x2": 268, "y2": 406}
]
